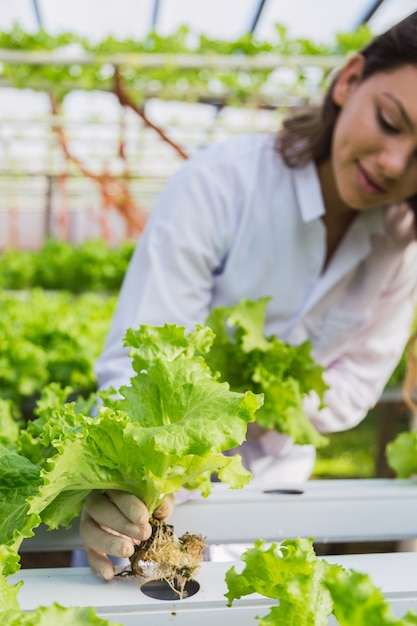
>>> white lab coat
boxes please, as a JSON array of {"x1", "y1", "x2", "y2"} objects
[{"x1": 95, "y1": 133, "x2": 417, "y2": 484}]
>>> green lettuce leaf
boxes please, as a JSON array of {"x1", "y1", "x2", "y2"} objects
[
  {"x1": 0, "y1": 399, "x2": 20, "y2": 448},
  {"x1": 0, "y1": 446, "x2": 42, "y2": 548},
  {"x1": 204, "y1": 297, "x2": 328, "y2": 447},
  {"x1": 225, "y1": 538, "x2": 334, "y2": 625},
  {"x1": 0, "y1": 544, "x2": 21, "y2": 612},
  {"x1": 324, "y1": 567, "x2": 417, "y2": 625},
  {"x1": 225, "y1": 538, "x2": 417, "y2": 625}
]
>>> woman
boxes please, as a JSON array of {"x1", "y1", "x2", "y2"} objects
[{"x1": 80, "y1": 12, "x2": 417, "y2": 579}]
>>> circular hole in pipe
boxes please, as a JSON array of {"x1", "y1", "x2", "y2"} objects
[
  {"x1": 263, "y1": 488, "x2": 304, "y2": 495},
  {"x1": 141, "y1": 578, "x2": 200, "y2": 601}
]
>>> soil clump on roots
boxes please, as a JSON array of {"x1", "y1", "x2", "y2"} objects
[{"x1": 119, "y1": 517, "x2": 206, "y2": 598}]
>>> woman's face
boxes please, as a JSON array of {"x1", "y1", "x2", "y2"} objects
[{"x1": 331, "y1": 56, "x2": 417, "y2": 211}]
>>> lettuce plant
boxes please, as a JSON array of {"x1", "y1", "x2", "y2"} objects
[
  {"x1": 0, "y1": 323, "x2": 261, "y2": 553},
  {"x1": 204, "y1": 297, "x2": 328, "y2": 447},
  {"x1": 225, "y1": 538, "x2": 417, "y2": 625}
]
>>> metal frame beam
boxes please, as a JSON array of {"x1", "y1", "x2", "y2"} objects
[
  {"x1": 354, "y1": 0, "x2": 387, "y2": 27},
  {"x1": 151, "y1": 0, "x2": 162, "y2": 30},
  {"x1": 248, "y1": 0, "x2": 269, "y2": 33},
  {"x1": 31, "y1": 0, "x2": 43, "y2": 29}
]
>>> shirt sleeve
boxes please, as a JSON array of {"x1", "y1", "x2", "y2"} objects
[
  {"x1": 305, "y1": 246, "x2": 417, "y2": 433},
  {"x1": 95, "y1": 159, "x2": 235, "y2": 391}
]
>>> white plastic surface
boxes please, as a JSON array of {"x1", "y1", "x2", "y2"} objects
[
  {"x1": 171, "y1": 478, "x2": 417, "y2": 543},
  {"x1": 13, "y1": 563, "x2": 272, "y2": 625},
  {"x1": 12, "y1": 553, "x2": 417, "y2": 624},
  {"x1": 21, "y1": 478, "x2": 417, "y2": 552}
]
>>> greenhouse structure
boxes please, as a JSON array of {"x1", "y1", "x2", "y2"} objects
[{"x1": 2, "y1": 0, "x2": 417, "y2": 624}]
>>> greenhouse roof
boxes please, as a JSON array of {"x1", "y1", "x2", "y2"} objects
[
  {"x1": 0, "y1": 0, "x2": 416, "y2": 252},
  {"x1": 1, "y1": 0, "x2": 416, "y2": 44}
]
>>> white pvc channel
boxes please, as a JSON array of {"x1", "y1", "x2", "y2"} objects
[
  {"x1": 21, "y1": 478, "x2": 417, "y2": 553},
  {"x1": 11, "y1": 552, "x2": 417, "y2": 625}
]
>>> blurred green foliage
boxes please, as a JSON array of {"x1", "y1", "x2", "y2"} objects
[
  {"x1": 314, "y1": 413, "x2": 378, "y2": 479},
  {"x1": 314, "y1": 406, "x2": 410, "y2": 479},
  {"x1": 0, "y1": 23, "x2": 373, "y2": 102},
  {"x1": 0, "y1": 237, "x2": 134, "y2": 292},
  {"x1": 0, "y1": 288, "x2": 116, "y2": 418}
]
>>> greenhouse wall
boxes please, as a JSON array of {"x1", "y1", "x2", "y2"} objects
[{"x1": 0, "y1": 92, "x2": 283, "y2": 249}]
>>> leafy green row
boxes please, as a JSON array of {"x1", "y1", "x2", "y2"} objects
[
  {"x1": 0, "y1": 278, "x2": 405, "y2": 441},
  {"x1": 0, "y1": 23, "x2": 373, "y2": 102},
  {"x1": 0, "y1": 238, "x2": 134, "y2": 292},
  {"x1": 0, "y1": 288, "x2": 115, "y2": 417},
  {"x1": 0, "y1": 22, "x2": 373, "y2": 57}
]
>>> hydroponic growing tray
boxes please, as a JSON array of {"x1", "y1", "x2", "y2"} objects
[{"x1": 12, "y1": 552, "x2": 417, "y2": 625}]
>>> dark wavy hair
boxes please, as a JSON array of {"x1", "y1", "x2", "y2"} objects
[{"x1": 277, "y1": 10, "x2": 417, "y2": 218}]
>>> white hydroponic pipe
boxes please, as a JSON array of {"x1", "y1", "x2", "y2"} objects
[
  {"x1": 20, "y1": 478, "x2": 417, "y2": 553},
  {"x1": 11, "y1": 552, "x2": 417, "y2": 625}
]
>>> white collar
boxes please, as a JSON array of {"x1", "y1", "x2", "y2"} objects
[
  {"x1": 293, "y1": 159, "x2": 387, "y2": 238},
  {"x1": 293, "y1": 160, "x2": 325, "y2": 223}
]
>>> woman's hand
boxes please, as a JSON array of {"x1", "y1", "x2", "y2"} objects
[{"x1": 80, "y1": 490, "x2": 174, "y2": 580}]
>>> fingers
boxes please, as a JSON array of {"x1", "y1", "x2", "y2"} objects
[
  {"x1": 80, "y1": 507, "x2": 135, "y2": 558},
  {"x1": 106, "y1": 490, "x2": 152, "y2": 537},
  {"x1": 85, "y1": 548, "x2": 117, "y2": 581},
  {"x1": 80, "y1": 490, "x2": 152, "y2": 580},
  {"x1": 80, "y1": 510, "x2": 135, "y2": 581},
  {"x1": 80, "y1": 490, "x2": 176, "y2": 580},
  {"x1": 83, "y1": 491, "x2": 151, "y2": 541}
]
